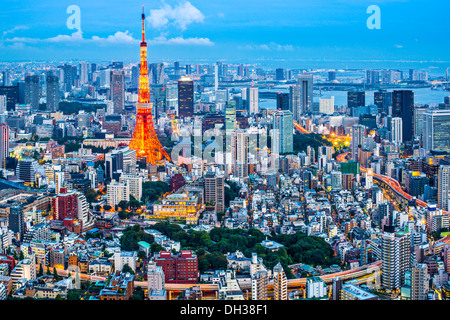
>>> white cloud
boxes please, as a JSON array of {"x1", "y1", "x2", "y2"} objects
[
  {"x1": 240, "y1": 42, "x2": 295, "y2": 51},
  {"x1": 2, "y1": 25, "x2": 29, "y2": 39},
  {"x1": 3, "y1": 30, "x2": 212, "y2": 47},
  {"x1": 91, "y1": 31, "x2": 139, "y2": 45},
  {"x1": 394, "y1": 44, "x2": 403, "y2": 49},
  {"x1": 150, "y1": 35, "x2": 213, "y2": 46},
  {"x1": 47, "y1": 30, "x2": 84, "y2": 43},
  {"x1": 147, "y1": 1, "x2": 205, "y2": 31}
]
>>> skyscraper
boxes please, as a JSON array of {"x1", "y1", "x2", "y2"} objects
[
  {"x1": 0, "y1": 95, "x2": 6, "y2": 113},
  {"x1": 351, "y1": 124, "x2": 366, "y2": 161},
  {"x1": 276, "y1": 93, "x2": 289, "y2": 111},
  {"x1": 0, "y1": 84, "x2": 19, "y2": 111},
  {"x1": 63, "y1": 64, "x2": 77, "y2": 92},
  {"x1": 131, "y1": 65, "x2": 139, "y2": 89},
  {"x1": 381, "y1": 231, "x2": 411, "y2": 290},
  {"x1": 178, "y1": 77, "x2": 194, "y2": 118},
  {"x1": 298, "y1": 74, "x2": 313, "y2": 114},
  {"x1": 25, "y1": 75, "x2": 40, "y2": 110},
  {"x1": 390, "y1": 117, "x2": 403, "y2": 145},
  {"x1": 174, "y1": 61, "x2": 180, "y2": 78},
  {"x1": 392, "y1": 90, "x2": 414, "y2": 142},
  {"x1": 272, "y1": 110, "x2": 293, "y2": 154},
  {"x1": 275, "y1": 68, "x2": 285, "y2": 80},
  {"x1": 347, "y1": 91, "x2": 365, "y2": 109},
  {"x1": 423, "y1": 108, "x2": 450, "y2": 153},
  {"x1": 110, "y1": 70, "x2": 125, "y2": 114},
  {"x1": 374, "y1": 89, "x2": 392, "y2": 114},
  {"x1": 0, "y1": 124, "x2": 9, "y2": 168},
  {"x1": 438, "y1": 165, "x2": 450, "y2": 211},
  {"x1": 79, "y1": 62, "x2": 89, "y2": 85},
  {"x1": 149, "y1": 63, "x2": 165, "y2": 85},
  {"x1": 248, "y1": 86, "x2": 259, "y2": 115},
  {"x1": 46, "y1": 75, "x2": 59, "y2": 112},
  {"x1": 289, "y1": 84, "x2": 301, "y2": 121}
]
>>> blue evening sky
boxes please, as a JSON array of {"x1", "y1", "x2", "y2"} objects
[{"x1": 0, "y1": 0, "x2": 448, "y2": 68}]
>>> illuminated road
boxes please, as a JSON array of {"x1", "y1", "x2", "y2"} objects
[{"x1": 335, "y1": 151, "x2": 449, "y2": 216}]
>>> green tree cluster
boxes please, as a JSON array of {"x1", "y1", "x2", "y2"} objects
[
  {"x1": 142, "y1": 181, "x2": 170, "y2": 203},
  {"x1": 120, "y1": 225, "x2": 154, "y2": 251},
  {"x1": 293, "y1": 132, "x2": 332, "y2": 155}
]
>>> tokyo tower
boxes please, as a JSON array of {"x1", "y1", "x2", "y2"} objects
[{"x1": 129, "y1": 6, "x2": 171, "y2": 165}]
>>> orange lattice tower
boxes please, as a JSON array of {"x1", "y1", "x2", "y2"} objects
[{"x1": 129, "y1": 6, "x2": 171, "y2": 165}]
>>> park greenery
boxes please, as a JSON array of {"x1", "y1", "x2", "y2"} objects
[
  {"x1": 292, "y1": 132, "x2": 333, "y2": 154},
  {"x1": 59, "y1": 101, "x2": 106, "y2": 115},
  {"x1": 142, "y1": 181, "x2": 170, "y2": 203},
  {"x1": 139, "y1": 221, "x2": 341, "y2": 277}
]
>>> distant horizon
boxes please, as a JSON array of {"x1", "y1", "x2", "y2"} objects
[{"x1": 0, "y1": 0, "x2": 448, "y2": 65}]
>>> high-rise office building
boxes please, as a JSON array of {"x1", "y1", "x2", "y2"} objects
[
  {"x1": 248, "y1": 86, "x2": 259, "y2": 115},
  {"x1": 289, "y1": 84, "x2": 301, "y2": 121},
  {"x1": 438, "y1": 165, "x2": 450, "y2": 211},
  {"x1": 298, "y1": 74, "x2": 313, "y2": 114},
  {"x1": 174, "y1": 61, "x2": 180, "y2": 77},
  {"x1": 366, "y1": 70, "x2": 380, "y2": 84},
  {"x1": 0, "y1": 95, "x2": 6, "y2": 113},
  {"x1": 273, "y1": 263, "x2": 287, "y2": 300},
  {"x1": 204, "y1": 171, "x2": 225, "y2": 213},
  {"x1": 79, "y1": 62, "x2": 89, "y2": 85},
  {"x1": 225, "y1": 100, "x2": 237, "y2": 132},
  {"x1": 272, "y1": 110, "x2": 293, "y2": 154},
  {"x1": 347, "y1": 91, "x2": 365, "y2": 109},
  {"x1": 16, "y1": 159, "x2": 38, "y2": 185},
  {"x1": 152, "y1": 84, "x2": 166, "y2": 118},
  {"x1": 9, "y1": 205, "x2": 25, "y2": 241},
  {"x1": 374, "y1": 89, "x2": 392, "y2": 114},
  {"x1": 319, "y1": 96, "x2": 335, "y2": 114},
  {"x1": 390, "y1": 117, "x2": 403, "y2": 145},
  {"x1": 423, "y1": 108, "x2": 450, "y2": 153},
  {"x1": 414, "y1": 105, "x2": 428, "y2": 138},
  {"x1": 110, "y1": 70, "x2": 125, "y2": 114},
  {"x1": 178, "y1": 77, "x2": 194, "y2": 118},
  {"x1": 381, "y1": 231, "x2": 411, "y2": 290},
  {"x1": 0, "y1": 124, "x2": 9, "y2": 168},
  {"x1": 25, "y1": 75, "x2": 40, "y2": 110},
  {"x1": 63, "y1": 64, "x2": 77, "y2": 92},
  {"x1": 392, "y1": 90, "x2": 414, "y2": 142},
  {"x1": 2, "y1": 70, "x2": 10, "y2": 86},
  {"x1": 328, "y1": 70, "x2": 336, "y2": 81},
  {"x1": 275, "y1": 68, "x2": 285, "y2": 81},
  {"x1": 351, "y1": 124, "x2": 366, "y2": 161},
  {"x1": 131, "y1": 65, "x2": 139, "y2": 89},
  {"x1": 149, "y1": 63, "x2": 165, "y2": 85},
  {"x1": 46, "y1": 75, "x2": 59, "y2": 112},
  {"x1": 0, "y1": 84, "x2": 19, "y2": 111},
  {"x1": 276, "y1": 93, "x2": 289, "y2": 111}
]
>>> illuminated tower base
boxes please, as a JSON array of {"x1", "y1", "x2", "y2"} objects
[{"x1": 129, "y1": 103, "x2": 170, "y2": 165}]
